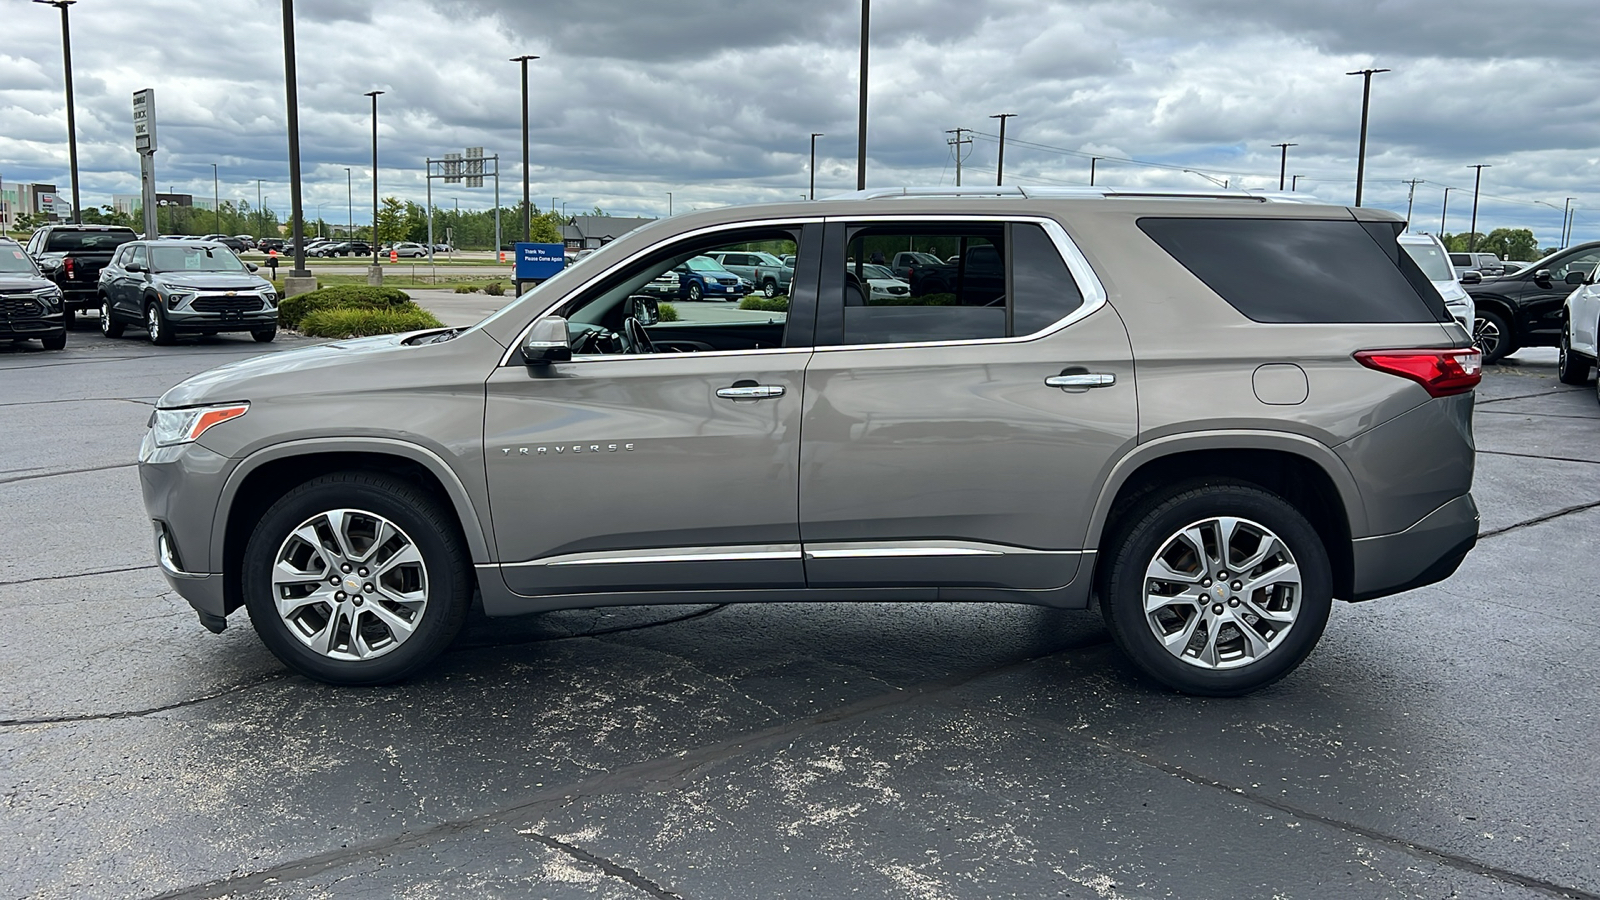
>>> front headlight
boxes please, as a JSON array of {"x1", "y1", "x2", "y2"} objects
[
  {"x1": 30, "y1": 287, "x2": 61, "y2": 310},
  {"x1": 150, "y1": 403, "x2": 249, "y2": 447},
  {"x1": 261, "y1": 289, "x2": 279, "y2": 306}
]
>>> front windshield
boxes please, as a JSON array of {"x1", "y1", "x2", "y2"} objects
[
  {"x1": 1401, "y1": 240, "x2": 1454, "y2": 282},
  {"x1": 684, "y1": 256, "x2": 732, "y2": 274},
  {"x1": 859, "y1": 264, "x2": 896, "y2": 279},
  {"x1": 1, "y1": 246, "x2": 40, "y2": 274},
  {"x1": 149, "y1": 245, "x2": 248, "y2": 274}
]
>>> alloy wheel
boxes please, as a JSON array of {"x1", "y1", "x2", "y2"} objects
[
  {"x1": 146, "y1": 306, "x2": 160, "y2": 342},
  {"x1": 1142, "y1": 516, "x2": 1302, "y2": 669},
  {"x1": 1473, "y1": 317, "x2": 1501, "y2": 359},
  {"x1": 270, "y1": 508, "x2": 429, "y2": 661},
  {"x1": 100, "y1": 300, "x2": 111, "y2": 335}
]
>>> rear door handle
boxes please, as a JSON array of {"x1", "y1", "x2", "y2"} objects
[
  {"x1": 1045, "y1": 372, "x2": 1116, "y2": 390},
  {"x1": 716, "y1": 384, "x2": 786, "y2": 400}
]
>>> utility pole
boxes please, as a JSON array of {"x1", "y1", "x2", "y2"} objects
[
  {"x1": 1440, "y1": 187, "x2": 1454, "y2": 235},
  {"x1": 809, "y1": 133, "x2": 823, "y2": 200},
  {"x1": 35, "y1": 1, "x2": 81, "y2": 223},
  {"x1": 1346, "y1": 67, "x2": 1390, "y2": 207},
  {"x1": 1090, "y1": 157, "x2": 1103, "y2": 186},
  {"x1": 281, "y1": 0, "x2": 311, "y2": 282},
  {"x1": 856, "y1": 0, "x2": 869, "y2": 190},
  {"x1": 212, "y1": 163, "x2": 220, "y2": 235},
  {"x1": 1468, "y1": 164, "x2": 1490, "y2": 251},
  {"x1": 365, "y1": 90, "x2": 384, "y2": 268},
  {"x1": 511, "y1": 55, "x2": 538, "y2": 243},
  {"x1": 1272, "y1": 143, "x2": 1297, "y2": 191},
  {"x1": 990, "y1": 113, "x2": 1016, "y2": 186},
  {"x1": 945, "y1": 128, "x2": 973, "y2": 187},
  {"x1": 1562, "y1": 197, "x2": 1575, "y2": 248},
  {"x1": 1401, "y1": 178, "x2": 1424, "y2": 230}
]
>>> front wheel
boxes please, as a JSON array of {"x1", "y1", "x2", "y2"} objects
[
  {"x1": 251, "y1": 327, "x2": 277, "y2": 343},
  {"x1": 146, "y1": 302, "x2": 175, "y2": 346},
  {"x1": 1557, "y1": 328, "x2": 1592, "y2": 385},
  {"x1": 242, "y1": 472, "x2": 472, "y2": 685},
  {"x1": 1474, "y1": 310, "x2": 1512, "y2": 364},
  {"x1": 40, "y1": 332, "x2": 66, "y2": 351},
  {"x1": 100, "y1": 297, "x2": 125, "y2": 338},
  {"x1": 1098, "y1": 481, "x2": 1333, "y2": 696},
  {"x1": 62, "y1": 307, "x2": 77, "y2": 330},
  {"x1": 687, "y1": 282, "x2": 703, "y2": 302}
]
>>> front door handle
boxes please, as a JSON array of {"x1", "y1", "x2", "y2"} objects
[
  {"x1": 716, "y1": 383, "x2": 786, "y2": 400},
  {"x1": 1045, "y1": 372, "x2": 1116, "y2": 390}
]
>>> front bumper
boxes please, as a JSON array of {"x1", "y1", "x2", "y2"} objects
[
  {"x1": 0, "y1": 310, "x2": 66, "y2": 338},
  {"x1": 1349, "y1": 493, "x2": 1479, "y2": 601},
  {"x1": 165, "y1": 308, "x2": 279, "y2": 333},
  {"x1": 139, "y1": 437, "x2": 239, "y2": 626}
]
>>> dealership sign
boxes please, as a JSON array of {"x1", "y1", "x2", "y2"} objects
[{"x1": 133, "y1": 89, "x2": 157, "y2": 154}]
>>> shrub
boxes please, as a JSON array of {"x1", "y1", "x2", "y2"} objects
[
  {"x1": 657, "y1": 302, "x2": 680, "y2": 322},
  {"x1": 483, "y1": 281, "x2": 506, "y2": 296},
  {"x1": 866, "y1": 292, "x2": 957, "y2": 307},
  {"x1": 739, "y1": 296, "x2": 790, "y2": 313},
  {"x1": 297, "y1": 306, "x2": 443, "y2": 338},
  {"x1": 453, "y1": 284, "x2": 478, "y2": 294},
  {"x1": 279, "y1": 285, "x2": 412, "y2": 328}
]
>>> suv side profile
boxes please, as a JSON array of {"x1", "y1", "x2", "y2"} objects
[
  {"x1": 1464, "y1": 240, "x2": 1600, "y2": 363},
  {"x1": 140, "y1": 187, "x2": 1480, "y2": 696}
]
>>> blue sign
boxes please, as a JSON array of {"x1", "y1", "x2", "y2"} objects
[{"x1": 515, "y1": 242, "x2": 565, "y2": 280}]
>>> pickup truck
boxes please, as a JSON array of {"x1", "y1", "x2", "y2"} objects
[
  {"x1": 899, "y1": 244, "x2": 1005, "y2": 299},
  {"x1": 24, "y1": 224, "x2": 138, "y2": 327},
  {"x1": 706, "y1": 250, "x2": 793, "y2": 298},
  {"x1": 889, "y1": 251, "x2": 949, "y2": 281}
]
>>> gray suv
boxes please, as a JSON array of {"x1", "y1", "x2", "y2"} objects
[
  {"x1": 99, "y1": 240, "x2": 279, "y2": 344},
  {"x1": 140, "y1": 187, "x2": 1482, "y2": 695}
]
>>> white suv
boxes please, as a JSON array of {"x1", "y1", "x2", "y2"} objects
[
  {"x1": 1559, "y1": 272, "x2": 1599, "y2": 393},
  {"x1": 1400, "y1": 233, "x2": 1475, "y2": 333}
]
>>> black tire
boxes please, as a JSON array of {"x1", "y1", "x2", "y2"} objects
[
  {"x1": 99, "y1": 297, "x2": 125, "y2": 338},
  {"x1": 687, "y1": 281, "x2": 703, "y2": 302},
  {"x1": 1098, "y1": 480, "x2": 1333, "y2": 696},
  {"x1": 762, "y1": 280, "x2": 778, "y2": 299},
  {"x1": 146, "y1": 301, "x2": 175, "y2": 346},
  {"x1": 40, "y1": 332, "x2": 66, "y2": 351},
  {"x1": 61, "y1": 307, "x2": 77, "y2": 330},
  {"x1": 1474, "y1": 309, "x2": 1513, "y2": 364},
  {"x1": 251, "y1": 327, "x2": 277, "y2": 343},
  {"x1": 242, "y1": 471, "x2": 472, "y2": 685},
  {"x1": 1557, "y1": 327, "x2": 1592, "y2": 385}
]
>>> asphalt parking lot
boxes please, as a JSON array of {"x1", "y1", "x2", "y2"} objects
[{"x1": 2, "y1": 322, "x2": 1597, "y2": 900}]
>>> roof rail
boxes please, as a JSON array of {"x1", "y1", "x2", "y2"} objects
[{"x1": 826, "y1": 185, "x2": 1320, "y2": 204}]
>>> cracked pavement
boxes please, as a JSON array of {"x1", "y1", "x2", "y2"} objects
[{"x1": 1, "y1": 330, "x2": 1597, "y2": 900}]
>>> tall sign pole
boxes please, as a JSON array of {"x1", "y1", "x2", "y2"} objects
[{"x1": 132, "y1": 89, "x2": 159, "y2": 239}]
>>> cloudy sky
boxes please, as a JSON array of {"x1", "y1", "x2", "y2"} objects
[{"x1": 4, "y1": 0, "x2": 1600, "y2": 246}]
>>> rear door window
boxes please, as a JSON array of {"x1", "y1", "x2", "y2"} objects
[{"x1": 1137, "y1": 217, "x2": 1446, "y2": 324}]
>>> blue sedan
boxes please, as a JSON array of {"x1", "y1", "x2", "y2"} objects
[{"x1": 675, "y1": 255, "x2": 748, "y2": 302}]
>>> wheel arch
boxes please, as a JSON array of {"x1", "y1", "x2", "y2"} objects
[
  {"x1": 1088, "y1": 435, "x2": 1362, "y2": 601},
  {"x1": 213, "y1": 439, "x2": 492, "y2": 616}
]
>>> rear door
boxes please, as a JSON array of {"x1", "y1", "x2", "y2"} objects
[{"x1": 798, "y1": 216, "x2": 1136, "y2": 594}]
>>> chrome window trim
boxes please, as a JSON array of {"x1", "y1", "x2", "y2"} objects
[
  {"x1": 498, "y1": 216, "x2": 825, "y2": 367},
  {"x1": 501, "y1": 544, "x2": 803, "y2": 568},
  {"x1": 804, "y1": 539, "x2": 1081, "y2": 560},
  {"x1": 817, "y1": 214, "x2": 1108, "y2": 352}
]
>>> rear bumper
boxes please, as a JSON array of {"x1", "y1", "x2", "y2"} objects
[{"x1": 1349, "y1": 493, "x2": 1479, "y2": 601}]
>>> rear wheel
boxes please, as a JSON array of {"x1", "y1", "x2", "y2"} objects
[
  {"x1": 242, "y1": 472, "x2": 472, "y2": 685},
  {"x1": 61, "y1": 307, "x2": 77, "y2": 330},
  {"x1": 1557, "y1": 327, "x2": 1592, "y2": 385},
  {"x1": 1098, "y1": 481, "x2": 1333, "y2": 696},
  {"x1": 1474, "y1": 310, "x2": 1512, "y2": 364},
  {"x1": 100, "y1": 297, "x2": 125, "y2": 338},
  {"x1": 762, "y1": 279, "x2": 778, "y2": 298}
]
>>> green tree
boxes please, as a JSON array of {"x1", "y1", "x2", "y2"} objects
[
  {"x1": 81, "y1": 204, "x2": 136, "y2": 228},
  {"x1": 375, "y1": 196, "x2": 407, "y2": 245}
]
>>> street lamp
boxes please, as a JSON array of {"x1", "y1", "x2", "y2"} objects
[
  {"x1": 211, "y1": 163, "x2": 220, "y2": 235},
  {"x1": 856, "y1": 0, "x2": 869, "y2": 190},
  {"x1": 510, "y1": 55, "x2": 539, "y2": 244},
  {"x1": 345, "y1": 167, "x2": 352, "y2": 238},
  {"x1": 314, "y1": 201, "x2": 326, "y2": 238},
  {"x1": 365, "y1": 90, "x2": 384, "y2": 266},
  {"x1": 808, "y1": 134, "x2": 823, "y2": 200},
  {"x1": 1272, "y1": 143, "x2": 1297, "y2": 191},
  {"x1": 1562, "y1": 197, "x2": 1576, "y2": 249},
  {"x1": 1440, "y1": 186, "x2": 1455, "y2": 234},
  {"x1": 1090, "y1": 157, "x2": 1103, "y2": 186},
  {"x1": 1291, "y1": 174, "x2": 1305, "y2": 191},
  {"x1": 281, "y1": 0, "x2": 310, "y2": 277},
  {"x1": 990, "y1": 114, "x2": 1017, "y2": 186},
  {"x1": 34, "y1": 0, "x2": 80, "y2": 223},
  {"x1": 1468, "y1": 164, "x2": 1490, "y2": 251},
  {"x1": 666, "y1": 192, "x2": 672, "y2": 216},
  {"x1": 255, "y1": 178, "x2": 263, "y2": 237},
  {"x1": 1346, "y1": 67, "x2": 1390, "y2": 207}
]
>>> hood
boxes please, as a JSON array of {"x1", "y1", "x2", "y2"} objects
[
  {"x1": 158, "y1": 333, "x2": 414, "y2": 408},
  {"x1": 155, "y1": 272, "x2": 271, "y2": 291},
  {"x1": 0, "y1": 273, "x2": 53, "y2": 291}
]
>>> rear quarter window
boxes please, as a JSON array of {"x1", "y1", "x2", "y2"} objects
[
  {"x1": 44, "y1": 230, "x2": 137, "y2": 252},
  {"x1": 1136, "y1": 217, "x2": 1446, "y2": 324}
]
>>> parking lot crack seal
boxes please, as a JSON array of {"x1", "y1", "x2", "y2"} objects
[
  {"x1": 0, "y1": 563, "x2": 158, "y2": 588},
  {"x1": 135, "y1": 636, "x2": 1109, "y2": 900},
  {"x1": 974, "y1": 704, "x2": 1600, "y2": 900},
  {"x1": 517, "y1": 828, "x2": 685, "y2": 899},
  {"x1": 0, "y1": 462, "x2": 138, "y2": 486},
  {"x1": 1479, "y1": 497, "x2": 1600, "y2": 539},
  {"x1": 0, "y1": 672, "x2": 290, "y2": 728},
  {"x1": 1475, "y1": 388, "x2": 1588, "y2": 405},
  {"x1": 1478, "y1": 449, "x2": 1600, "y2": 466}
]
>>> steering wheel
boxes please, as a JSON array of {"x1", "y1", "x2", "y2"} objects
[{"x1": 622, "y1": 316, "x2": 656, "y2": 355}]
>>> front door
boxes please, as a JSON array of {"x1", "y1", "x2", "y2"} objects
[
  {"x1": 483, "y1": 222, "x2": 820, "y2": 597},
  {"x1": 799, "y1": 218, "x2": 1137, "y2": 593},
  {"x1": 1520, "y1": 246, "x2": 1600, "y2": 344}
]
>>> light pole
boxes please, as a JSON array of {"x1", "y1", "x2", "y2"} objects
[
  {"x1": 365, "y1": 90, "x2": 384, "y2": 265},
  {"x1": 281, "y1": 0, "x2": 310, "y2": 278},
  {"x1": 211, "y1": 163, "x2": 220, "y2": 235},
  {"x1": 34, "y1": 0, "x2": 80, "y2": 223},
  {"x1": 1291, "y1": 174, "x2": 1304, "y2": 191},
  {"x1": 1562, "y1": 197, "x2": 1575, "y2": 249},
  {"x1": 1440, "y1": 186, "x2": 1454, "y2": 235},
  {"x1": 807, "y1": 134, "x2": 823, "y2": 200},
  {"x1": 1090, "y1": 157, "x2": 1103, "y2": 186},
  {"x1": 856, "y1": 0, "x2": 869, "y2": 190},
  {"x1": 255, "y1": 178, "x2": 263, "y2": 236},
  {"x1": 666, "y1": 192, "x2": 672, "y2": 216},
  {"x1": 1468, "y1": 164, "x2": 1490, "y2": 251},
  {"x1": 314, "y1": 202, "x2": 326, "y2": 238},
  {"x1": 345, "y1": 167, "x2": 352, "y2": 238},
  {"x1": 990, "y1": 113, "x2": 1016, "y2": 186},
  {"x1": 1272, "y1": 142, "x2": 1297, "y2": 191},
  {"x1": 511, "y1": 55, "x2": 538, "y2": 243},
  {"x1": 1346, "y1": 67, "x2": 1390, "y2": 206}
]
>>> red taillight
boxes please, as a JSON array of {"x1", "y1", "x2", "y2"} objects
[
  {"x1": 64, "y1": 257, "x2": 76, "y2": 279},
  {"x1": 1354, "y1": 348, "x2": 1482, "y2": 397}
]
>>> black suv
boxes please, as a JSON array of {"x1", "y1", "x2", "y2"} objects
[
  {"x1": 1466, "y1": 240, "x2": 1600, "y2": 363},
  {"x1": 0, "y1": 239, "x2": 67, "y2": 350},
  {"x1": 24, "y1": 224, "x2": 138, "y2": 328}
]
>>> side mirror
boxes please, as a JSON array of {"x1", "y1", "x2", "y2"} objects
[
  {"x1": 1565, "y1": 271, "x2": 1587, "y2": 285},
  {"x1": 126, "y1": 262, "x2": 144, "y2": 274},
  {"x1": 625, "y1": 295, "x2": 660, "y2": 326},
  {"x1": 1534, "y1": 268, "x2": 1552, "y2": 284},
  {"x1": 520, "y1": 316, "x2": 572, "y2": 365},
  {"x1": 246, "y1": 263, "x2": 259, "y2": 273},
  {"x1": 1459, "y1": 270, "x2": 1482, "y2": 285}
]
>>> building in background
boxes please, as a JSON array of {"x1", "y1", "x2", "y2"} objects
[
  {"x1": 111, "y1": 192, "x2": 214, "y2": 216},
  {"x1": 1, "y1": 182, "x2": 71, "y2": 229},
  {"x1": 559, "y1": 215, "x2": 656, "y2": 252}
]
